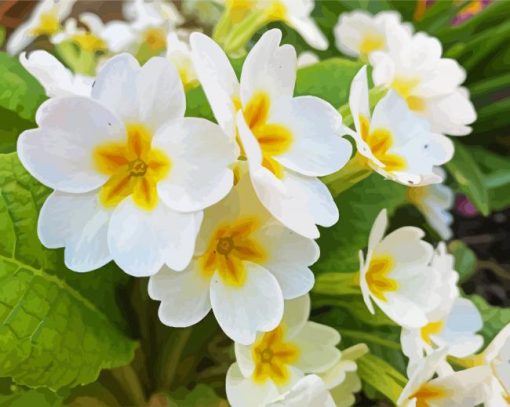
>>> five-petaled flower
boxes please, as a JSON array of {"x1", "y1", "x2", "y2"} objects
[{"x1": 18, "y1": 53, "x2": 236, "y2": 277}]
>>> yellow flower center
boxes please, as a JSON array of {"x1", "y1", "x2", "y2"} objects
[
  {"x1": 266, "y1": 1, "x2": 287, "y2": 21},
  {"x1": 365, "y1": 254, "x2": 399, "y2": 302},
  {"x1": 71, "y1": 32, "x2": 107, "y2": 52},
  {"x1": 410, "y1": 383, "x2": 449, "y2": 407},
  {"x1": 252, "y1": 325, "x2": 299, "y2": 385},
  {"x1": 359, "y1": 33, "x2": 385, "y2": 55},
  {"x1": 359, "y1": 115, "x2": 406, "y2": 172},
  {"x1": 30, "y1": 10, "x2": 61, "y2": 37},
  {"x1": 93, "y1": 124, "x2": 171, "y2": 210},
  {"x1": 392, "y1": 77, "x2": 426, "y2": 112},
  {"x1": 200, "y1": 217, "x2": 266, "y2": 287},
  {"x1": 243, "y1": 92, "x2": 293, "y2": 179},
  {"x1": 407, "y1": 186, "x2": 428, "y2": 205},
  {"x1": 420, "y1": 320, "x2": 445, "y2": 345},
  {"x1": 144, "y1": 28, "x2": 167, "y2": 51}
]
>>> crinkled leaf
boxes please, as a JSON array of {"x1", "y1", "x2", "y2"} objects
[
  {"x1": 448, "y1": 240, "x2": 477, "y2": 283},
  {"x1": 168, "y1": 384, "x2": 226, "y2": 407},
  {"x1": 0, "y1": 153, "x2": 136, "y2": 391}
]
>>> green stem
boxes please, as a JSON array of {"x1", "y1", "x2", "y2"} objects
[
  {"x1": 213, "y1": 10, "x2": 233, "y2": 44},
  {"x1": 110, "y1": 364, "x2": 146, "y2": 407},
  {"x1": 158, "y1": 327, "x2": 193, "y2": 391},
  {"x1": 223, "y1": 9, "x2": 270, "y2": 55},
  {"x1": 323, "y1": 153, "x2": 373, "y2": 197},
  {"x1": 313, "y1": 272, "x2": 360, "y2": 296}
]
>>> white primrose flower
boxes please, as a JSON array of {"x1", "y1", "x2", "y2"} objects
[
  {"x1": 226, "y1": 295, "x2": 341, "y2": 406},
  {"x1": 319, "y1": 343, "x2": 368, "y2": 407},
  {"x1": 369, "y1": 29, "x2": 476, "y2": 136},
  {"x1": 359, "y1": 209, "x2": 443, "y2": 328},
  {"x1": 348, "y1": 66, "x2": 454, "y2": 186},
  {"x1": 398, "y1": 348, "x2": 491, "y2": 407},
  {"x1": 402, "y1": 243, "x2": 483, "y2": 370},
  {"x1": 215, "y1": 0, "x2": 328, "y2": 50},
  {"x1": 148, "y1": 175, "x2": 319, "y2": 344},
  {"x1": 267, "y1": 375, "x2": 335, "y2": 407},
  {"x1": 52, "y1": 13, "x2": 137, "y2": 54},
  {"x1": 20, "y1": 50, "x2": 93, "y2": 97},
  {"x1": 334, "y1": 10, "x2": 412, "y2": 58},
  {"x1": 407, "y1": 171, "x2": 455, "y2": 240},
  {"x1": 18, "y1": 54, "x2": 236, "y2": 276},
  {"x1": 296, "y1": 51, "x2": 319, "y2": 68},
  {"x1": 466, "y1": 323, "x2": 510, "y2": 406},
  {"x1": 166, "y1": 32, "x2": 197, "y2": 89},
  {"x1": 122, "y1": 0, "x2": 185, "y2": 54},
  {"x1": 6, "y1": 0, "x2": 75, "y2": 55},
  {"x1": 191, "y1": 29, "x2": 352, "y2": 239}
]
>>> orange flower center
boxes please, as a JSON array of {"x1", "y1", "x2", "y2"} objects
[
  {"x1": 243, "y1": 92, "x2": 292, "y2": 179},
  {"x1": 252, "y1": 325, "x2": 299, "y2": 385},
  {"x1": 359, "y1": 114, "x2": 407, "y2": 172},
  {"x1": 93, "y1": 124, "x2": 171, "y2": 210},
  {"x1": 410, "y1": 383, "x2": 449, "y2": 407},
  {"x1": 199, "y1": 217, "x2": 266, "y2": 287},
  {"x1": 420, "y1": 320, "x2": 445, "y2": 345},
  {"x1": 365, "y1": 254, "x2": 399, "y2": 302}
]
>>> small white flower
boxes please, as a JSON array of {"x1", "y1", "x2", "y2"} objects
[
  {"x1": 226, "y1": 295, "x2": 341, "y2": 406},
  {"x1": 267, "y1": 375, "x2": 335, "y2": 407},
  {"x1": 319, "y1": 343, "x2": 368, "y2": 407},
  {"x1": 20, "y1": 50, "x2": 93, "y2": 97},
  {"x1": 407, "y1": 170, "x2": 455, "y2": 240},
  {"x1": 348, "y1": 66, "x2": 454, "y2": 186},
  {"x1": 191, "y1": 29, "x2": 352, "y2": 239},
  {"x1": 18, "y1": 54, "x2": 236, "y2": 276},
  {"x1": 334, "y1": 10, "x2": 412, "y2": 58},
  {"x1": 359, "y1": 209, "x2": 443, "y2": 328},
  {"x1": 470, "y1": 323, "x2": 510, "y2": 406},
  {"x1": 166, "y1": 32, "x2": 197, "y2": 89},
  {"x1": 369, "y1": 29, "x2": 476, "y2": 136},
  {"x1": 148, "y1": 176, "x2": 319, "y2": 344},
  {"x1": 398, "y1": 348, "x2": 491, "y2": 407},
  {"x1": 6, "y1": 0, "x2": 75, "y2": 55},
  {"x1": 52, "y1": 13, "x2": 137, "y2": 54}
]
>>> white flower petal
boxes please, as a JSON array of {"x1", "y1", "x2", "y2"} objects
[
  {"x1": 368, "y1": 208, "x2": 388, "y2": 252},
  {"x1": 108, "y1": 198, "x2": 201, "y2": 276},
  {"x1": 100, "y1": 21, "x2": 138, "y2": 53},
  {"x1": 18, "y1": 97, "x2": 124, "y2": 193},
  {"x1": 137, "y1": 56, "x2": 185, "y2": 131},
  {"x1": 293, "y1": 322, "x2": 341, "y2": 373},
  {"x1": 91, "y1": 53, "x2": 140, "y2": 123},
  {"x1": 154, "y1": 117, "x2": 235, "y2": 212},
  {"x1": 268, "y1": 374, "x2": 335, "y2": 407},
  {"x1": 190, "y1": 32, "x2": 239, "y2": 137},
  {"x1": 148, "y1": 265, "x2": 211, "y2": 327},
  {"x1": 287, "y1": 16, "x2": 328, "y2": 51},
  {"x1": 282, "y1": 294, "x2": 311, "y2": 339},
  {"x1": 38, "y1": 190, "x2": 111, "y2": 272},
  {"x1": 272, "y1": 96, "x2": 351, "y2": 177},
  {"x1": 260, "y1": 223, "x2": 318, "y2": 299},
  {"x1": 240, "y1": 29, "x2": 296, "y2": 105},
  {"x1": 210, "y1": 262, "x2": 284, "y2": 345},
  {"x1": 226, "y1": 363, "x2": 279, "y2": 407}
]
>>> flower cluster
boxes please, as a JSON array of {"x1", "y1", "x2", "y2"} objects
[{"x1": 9, "y1": 1, "x2": 510, "y2": 406}]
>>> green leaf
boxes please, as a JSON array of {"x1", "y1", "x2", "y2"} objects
[
  {"x1": 357, "y1": 353, "x2": 407, "y2": 405},
  {"x1": 446, "y1": 141, "x2": 490, "y2": 216},
  {"x1": 0, "y1": 153, "x2": 136, "y2": 391},
  {"x1": 295, "y1": 58, "x2": 363, "y2": 108},
  {"x1": 0, "y1": 387, "x2": 61, "y2": 407},
  {"x1": 448, "y1": 240, "x2": 477, "y2": 283},
  {"x1": 469, "y1": 295, "x2": 510, "y2": 345},
  {"x1": 0, "y1": 52, "x2": 46, "y2": 122}
]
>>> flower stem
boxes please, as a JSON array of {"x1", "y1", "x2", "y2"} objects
[
  {"x1": 222, "y1": 9, "x2": 269, "y2": 55},
  {"x1": 157, "y1": 327, "x2": 193, "y2": 391},
  {"x1": 323, "y1": 153, "x2": 373, "y2": 197},
  {"x1": 109, "y1": 363, "x2": 146, "y2": 407}
]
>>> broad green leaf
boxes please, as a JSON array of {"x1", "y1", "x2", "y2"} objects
[
  {"x1": 357, "y1": 353, "x2": 407, "y2": 404},
  {"x1": 314, "y1": 174, "x2": 407, "y2": 275},
  {"x1": 448, "y1": 240, "x2": 477, "y2": 283},
  {"x1": 446, "y1": 141, "x2": 489, "y2": 216},
  {"x1": 469, "y1": 295, "x2": 510, "y2": 345},
  {"x1": 0, "y1": 52, "x2": 46, "y2": 122},
  {"x1": 0, "y1": 153, "x2": 136, "y2": 391},
  {"x1": 295, "y1": 58, "x2": 363, "y2": 107},
  {"x1": 0, "y1": 387, "x2": 61, "y2": 407}
]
